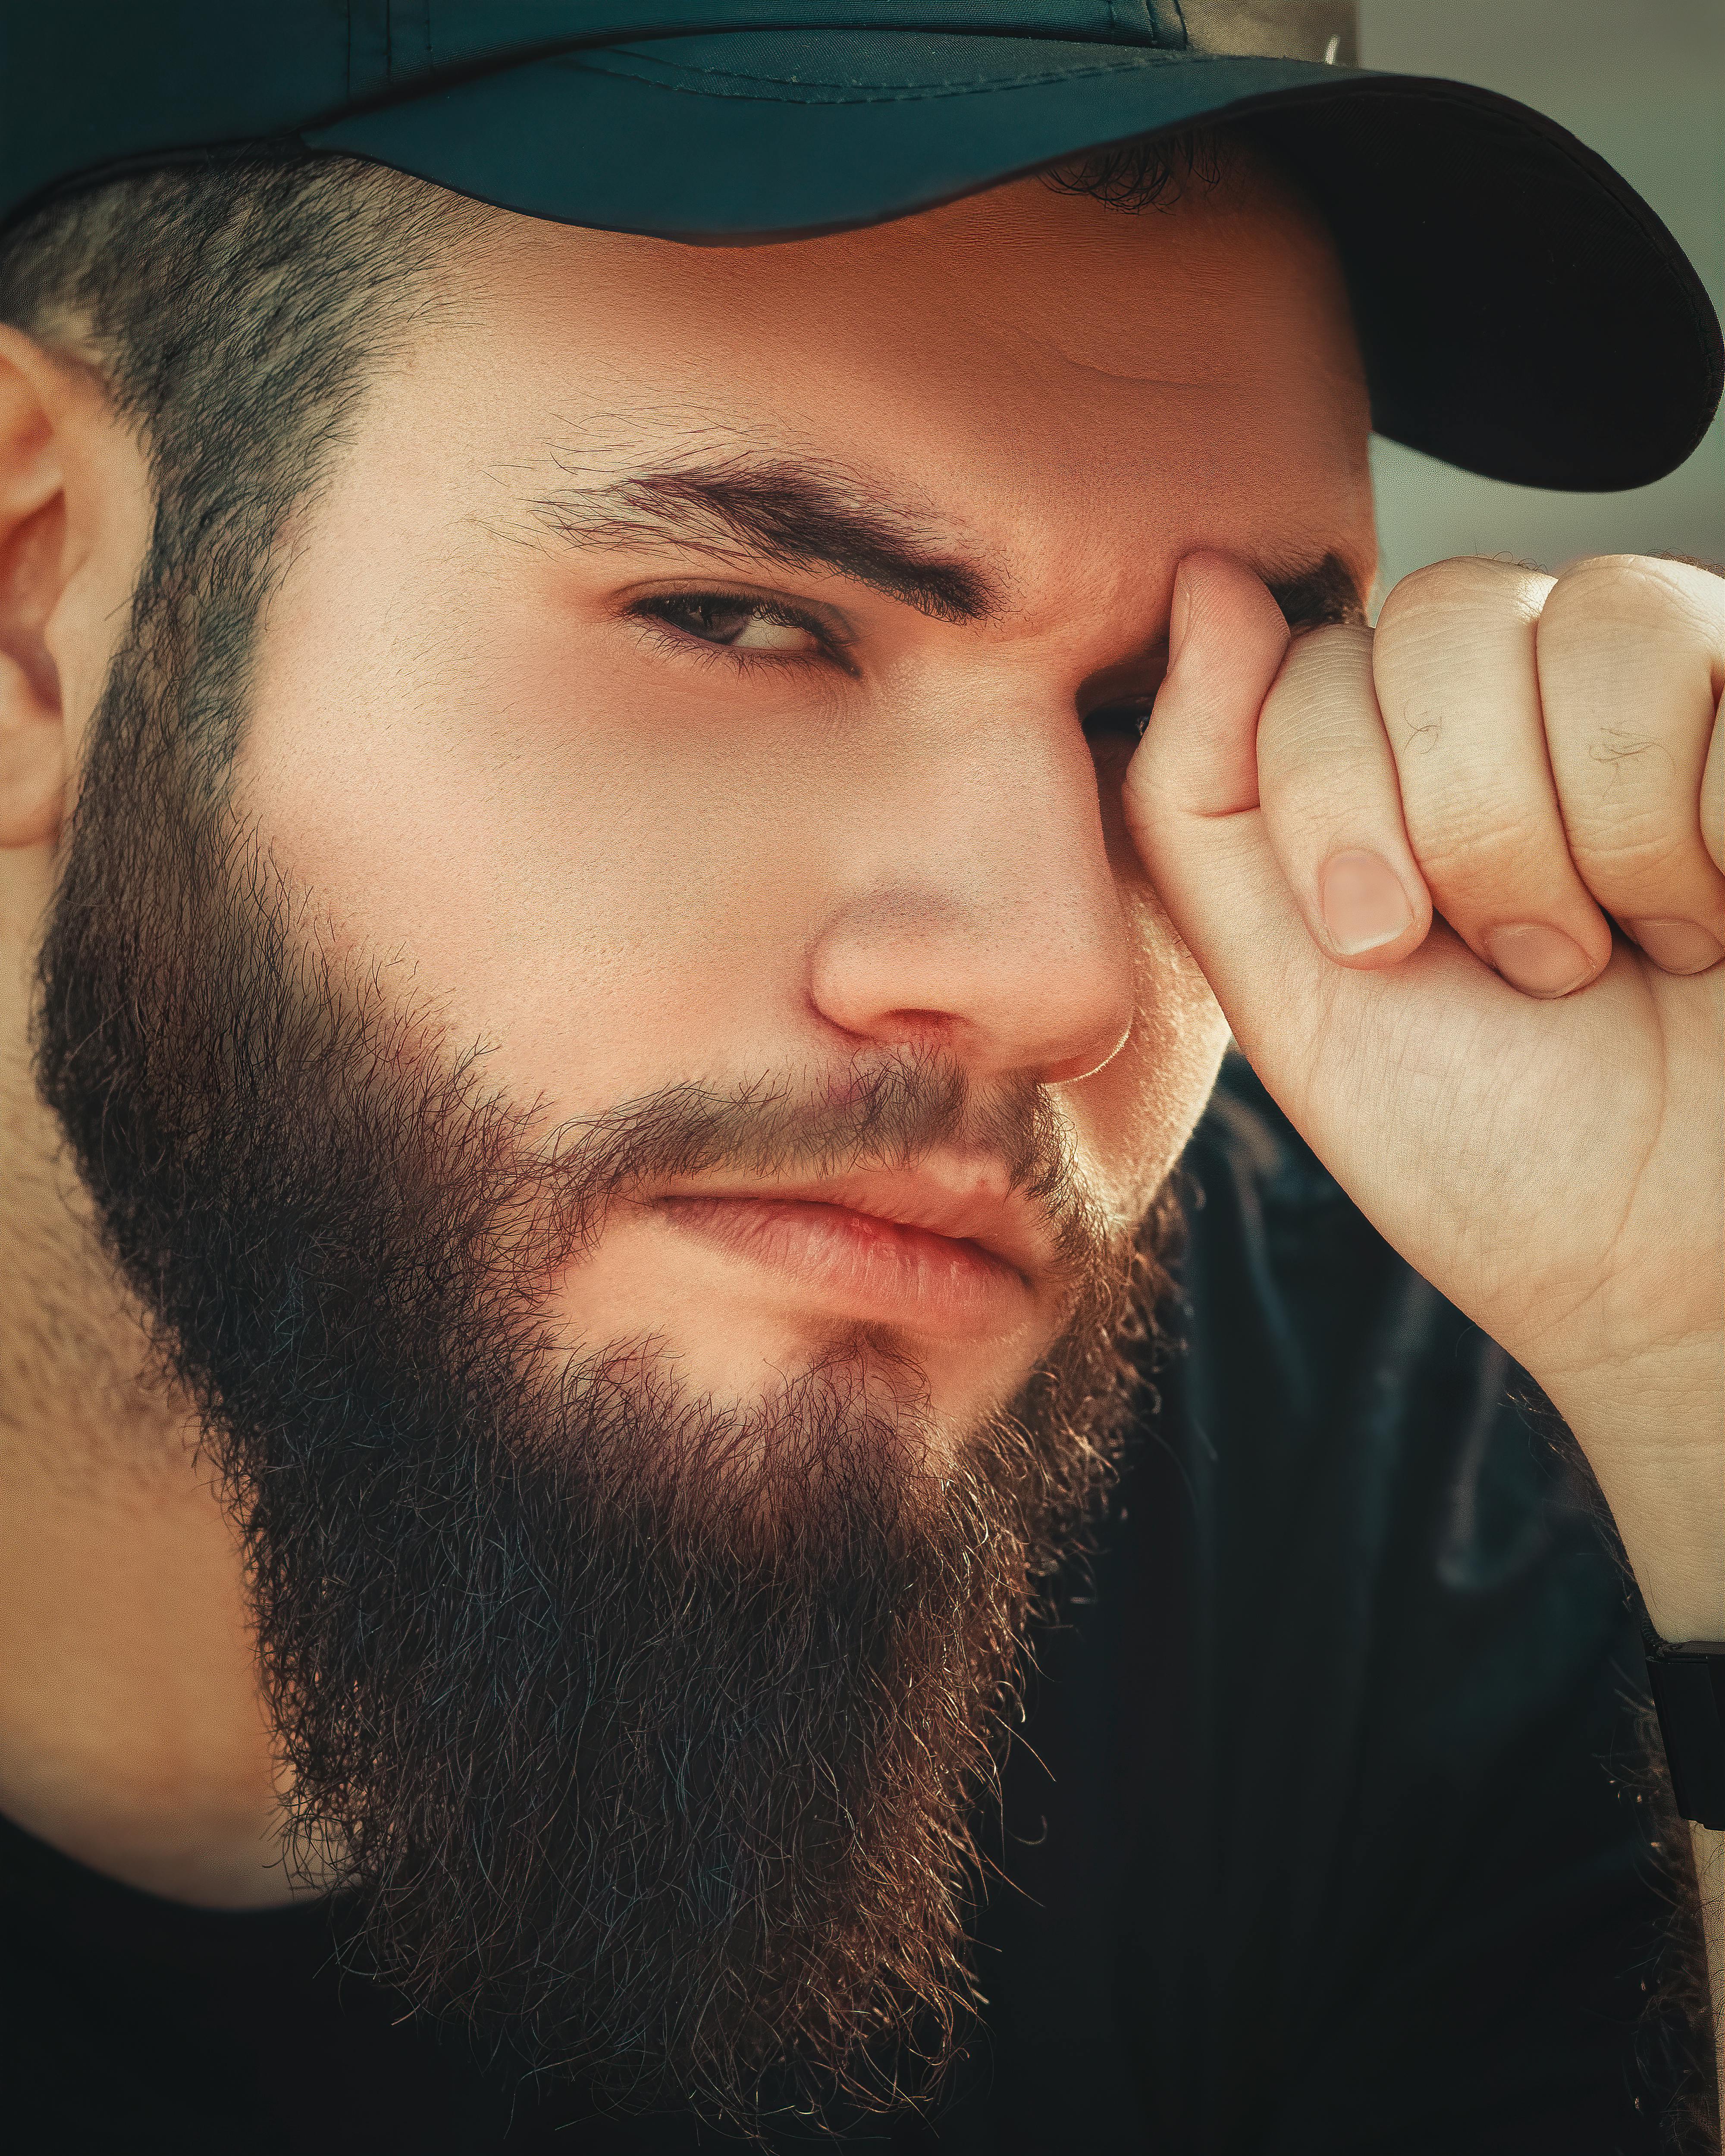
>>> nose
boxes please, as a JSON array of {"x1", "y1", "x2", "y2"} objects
[{"x1": 806, "y1": 700, "x2": 1135, "y2": 1084}]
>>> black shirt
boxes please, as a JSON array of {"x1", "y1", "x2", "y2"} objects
[{"x1": 1, "y1": 1058, "x2": 1697, "y2": 2153}]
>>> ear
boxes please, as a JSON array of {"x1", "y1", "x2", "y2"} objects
[{"x1": 0, "y1": 325, "x2": 74, "y2": 849}]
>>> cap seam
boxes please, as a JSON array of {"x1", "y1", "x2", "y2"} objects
[
  {"x1": 579, "y1": 43, "x2": 1236, "y2": 103},
  {"x1": 557, "y1": 59, "x2": 1721, "y2": 463}
]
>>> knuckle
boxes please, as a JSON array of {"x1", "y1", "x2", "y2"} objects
[
  {"x1": 1271, "y1": 620, "x2": 1374, "y2": 703},
  {"x1": 1283, "y1": 617, "x2": 1374, "y2": 663},
  {"x1": 1376, "y1": 555, "x2": 1547, "y2": 640},
  {"x1": 1579, "y1": 722, "x2": 1676, "y2": 784},
  {"x1": 1402, "y1": 799, "x2": 1553, "y2": 891},
  {"x1": 1260, "y1": 629, "x2": 1378, "y2": 759},
  {"x1": 1540, "y1": 555, "x2": 1710, "y2": 649},
  {"x1": 1267, "y1": 778, "x2": 1382, "y2": 859},
  {"x1": 1563, "y1": 815, "x2": 1689, "y2": 885},
  {"x1": 1258, "y1": 753, "x2": 1386, "y2": 857}
]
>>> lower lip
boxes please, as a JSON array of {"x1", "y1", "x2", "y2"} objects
[{"x1": 655, "y1": 1197, "x2": 1029, "y2": 1331}]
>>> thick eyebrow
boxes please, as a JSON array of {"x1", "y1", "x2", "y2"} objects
[
  {"x1": 532, "y1": 457, "x2": 1000, "y2": 625},
  {"x1": 532, "y1": 452, "x2": 1362, "y2": 636},
  {"x1": 1267, "y1": 552, "x2": 1367, "y2": 632}
]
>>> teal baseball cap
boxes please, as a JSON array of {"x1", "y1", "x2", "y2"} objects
[{"x1": 2, "y1": 2, "x2": 1719, "y2": 491}]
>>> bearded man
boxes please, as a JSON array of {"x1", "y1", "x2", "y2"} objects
[{"x1": 0, "y1": 4, "x2": 1720, "y2": 2152}]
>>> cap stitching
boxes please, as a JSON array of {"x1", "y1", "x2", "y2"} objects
[
  {"x1": 579, "y1": 44, "x2": 1226, "y2": 104},
  {"x1": 553, "y1": 60, "x2": 1722, "y2": 455}
]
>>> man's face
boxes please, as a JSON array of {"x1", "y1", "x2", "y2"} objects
[
  {"x1": 235, "y1": 163, "x2": 1373, "y2": 1451},
  {"x1": 32, "y1": 152, "x2": 1373, "y2": 2115}
]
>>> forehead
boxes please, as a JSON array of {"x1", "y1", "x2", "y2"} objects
[{"x1": 386, "y1": 167, "x2": 1375, "y2": 605}]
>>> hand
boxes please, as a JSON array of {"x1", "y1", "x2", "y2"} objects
[{"x1": 1125, "y1": 552, "x2": 1724, "y2": 1639}]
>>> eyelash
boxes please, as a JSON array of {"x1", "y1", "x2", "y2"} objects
[
  {"x1": 626, "y1": 589, "x2": 850, "y2": 676},
  {"x1": 625, "y1": 589, "x2": 1157, "y2": 751}
]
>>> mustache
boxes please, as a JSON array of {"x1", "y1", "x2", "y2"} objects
[
  {"x1": 535, "y1": 1044, "x2": 1106, "y2": 1288},
  {"x1": 48, "y1": 781, "x2": 1105, "y2": 1287}
]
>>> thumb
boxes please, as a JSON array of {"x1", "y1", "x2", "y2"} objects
[
  {"x1": 1123, "y1": 553, "x2": 1311, "y2": 1032},
  {"x1": 1133, "y1": 550, "x2": 1290, "y2": 822}
]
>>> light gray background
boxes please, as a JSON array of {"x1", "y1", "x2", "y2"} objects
[{"x1": 1358, "y1": 0, "x2": 1724, "y2": 599}]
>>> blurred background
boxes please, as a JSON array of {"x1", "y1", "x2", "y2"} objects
[{"x1": 1358, "y1": 0, "x2": 1724, "y2": 599}]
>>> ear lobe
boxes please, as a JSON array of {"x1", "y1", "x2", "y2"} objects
[
  {"x1": 0, "y1": 690, "x2": 65, "y2": 849},
  {"x1": 0, "y1": 331, "x2": 70, "y2": 850}
]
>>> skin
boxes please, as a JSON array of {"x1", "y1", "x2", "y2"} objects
[{"x1": 0, "y1": 157, "x2": 1719, "y2": 2096}]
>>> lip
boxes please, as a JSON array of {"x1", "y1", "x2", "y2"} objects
[{"x1": 651, "y1": 1168, "x2": 1047, "y2": 1333}]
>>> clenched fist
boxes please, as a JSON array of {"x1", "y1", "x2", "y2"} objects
[{"x1": 1127, "y1": 551, "x2": 1725, "y2": 1642}]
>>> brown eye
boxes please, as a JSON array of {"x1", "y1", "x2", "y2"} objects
[{"x1": 637, "y1": 593, "x2": 822, "y2": 655}]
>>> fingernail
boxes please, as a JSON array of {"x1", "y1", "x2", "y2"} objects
[
  {"x1": 1320, "y1": 849, "x2": 1415, "y2": 954},
  {"x1": 1624, "y1": 918, "x2": 1724, "y2": 975},
  {"x1": 1484, "y1": 922, "x2": 1595, "y2": 998}
]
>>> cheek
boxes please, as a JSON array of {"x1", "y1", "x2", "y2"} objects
[
  {"x1": 234, "y1": 560, "x2": 827, "y2": 1119},
  {"x1": 1075, "y1": 752, "x2": 1230, "y2": 1206},
  {"x1": 1074, "y1": 882, "x2": 1230, "y2": 1218}
]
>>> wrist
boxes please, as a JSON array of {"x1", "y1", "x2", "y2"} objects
[
  {"x1": 1543, "y1": 1355, "x2": 1722, "y2": 1642},
  {"x1": 1581, "y1": 1452, "x2": 1721, "y2": 1643}
]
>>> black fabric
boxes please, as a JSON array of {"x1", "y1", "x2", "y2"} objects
[{"x1": 1, "y1": 1056, "x2": 1690, "y2": 2154}]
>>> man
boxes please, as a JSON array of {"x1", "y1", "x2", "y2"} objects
[{"x1": 0, "y1": 3, "x2": 1720, "y2": 2150}]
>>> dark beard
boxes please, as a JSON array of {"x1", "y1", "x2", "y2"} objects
[{"x1": 34, "y1": 599, "x2": 1176, "y2": 2126}]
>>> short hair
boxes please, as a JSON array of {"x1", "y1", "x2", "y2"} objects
[
  {"x1": 0, "y1": 132, "x2": 1233, "y2": 764},
  {"x1": 0, "y1": 151, "x2": 480, "y2": 768},
  {"x1": 1041, "y1": 126, "x2": 1237, "y2": 213},
  {"x1": 0, "y1": 123, "x2": 1236, "y2": 518}
]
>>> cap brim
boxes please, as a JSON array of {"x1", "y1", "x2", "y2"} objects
[{"x1": 307, "y1": 30, "x2": 1722, "y2": 492}]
